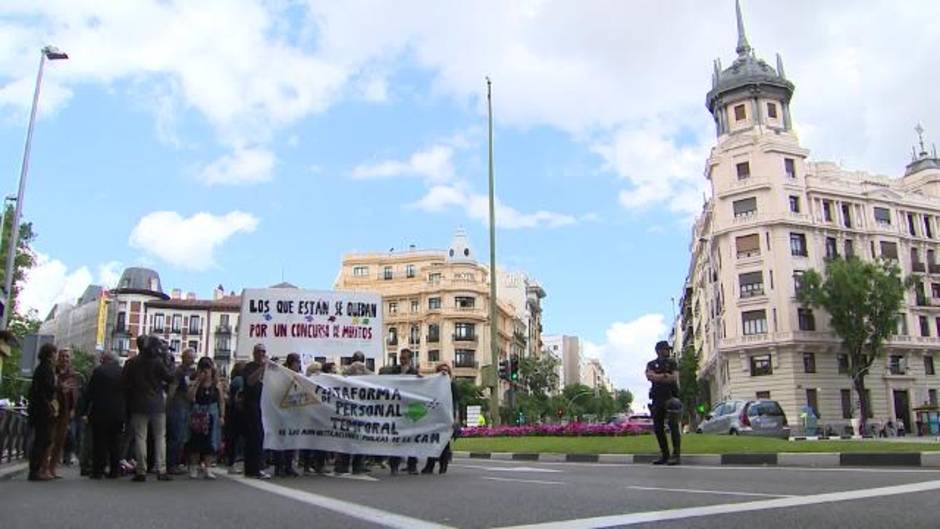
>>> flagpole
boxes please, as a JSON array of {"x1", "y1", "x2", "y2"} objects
[{"x1": 486, "y1": 77, "x2": 500, "y2": 426}]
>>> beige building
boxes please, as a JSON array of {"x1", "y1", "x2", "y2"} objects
[
  {"x1": 544, "y1": 334, "x2": 584, "y2": 388},
  {"x1": 334, "y1": 229, "x2": 531, "y2": 385},
  {"x1": 582, "y1": 358, "x2": 613, "y2": 393},
  {"x1": 675, "y1": 4, "x2": 940, "y2": 433}
]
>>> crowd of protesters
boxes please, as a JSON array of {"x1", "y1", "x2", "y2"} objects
[{"x1": 26, "y1": 336, "x2": 459, "y2": 482}]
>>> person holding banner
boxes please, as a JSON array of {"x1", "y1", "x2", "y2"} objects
[
  {"x1": 241, "y1": 344, "x2": 270, "y2": 479},
  {"x1": 386, "y1": 348, "x2": 419, "y2": 476},
  {"x1": 334, "y1": 351, "x2": 373, "y2": 475},
  {"x1": 421, "y1": 363, "x2": 459, "y2": 474},
  {"x1": 274, "y1": 354, "x2": 301, "y2": 478}
]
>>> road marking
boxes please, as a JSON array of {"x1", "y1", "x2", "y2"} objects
[
  {"x1": 482, "y1": 476, "x2": 565, "y2": 485},
  {"x1": 627, "y1": 485, "x2": 797, "y2": 498},
  {"x1": 452, "y1": 464, "x2": 563, "y2": 473},
  {"x1": 325, "y1": 472, "x2": 380, "y2": 482},
  {"x1": 225, "y1": 474, "x2": 455, "y2": 529},
  {"x1": 456, "y1": 458, "x2": 940, "y2": 474},
  {"x1": 496, "y1": 479, "x2": 940, "y2": 529}
]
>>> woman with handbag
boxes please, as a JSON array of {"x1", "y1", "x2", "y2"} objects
[
  {"x1": 28, "y1": 344, "x2": 58, "y2": 481},
  {"x1": 186, "y1": 357, "x2": 224, "y2": 479}
]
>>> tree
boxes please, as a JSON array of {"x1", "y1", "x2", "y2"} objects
[
  {"x1": 614, "y1": 389, "x2": 633, "y2": 413},
  {"x1": 0, "y1": 205, "x2": 39, "y2": 400},
  {"x1": 678, "y1": 347, "x2": 703, "y2": 425},
  {"x1": 518, "y1": 354, "x2": 560, "y2": 395},
  {"x1": 0, "y1": 204, "x2": 37, "y2": 318},
  {"x1": 560, "y1": 384, "x2": 595, "y2": 420},
  {"x1": 798, "y1": 257, "x2": 910, "y2": 431},
  {"x1": 455, "y1": 378, "x2": 487, "y2": 424}
]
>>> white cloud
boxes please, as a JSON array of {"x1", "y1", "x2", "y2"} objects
[
  {"x1": 352, "y1": 145, "x2": 456, "y2": 183},
  {"x1": 19, "y1": 253, "x2": 121, "y2": 318},
  {"x1": 128, "y1": 211, "x2": 259, "y2": 271},
  {"x1": 411, "y1": 183, "x2": 577, "y2": 229},
  {"x1": 583, "y1": 313, "x2": 668, "y2": 412},
  {"x1": 197, "y1": 147, "x2": 275, "y2": 186}
]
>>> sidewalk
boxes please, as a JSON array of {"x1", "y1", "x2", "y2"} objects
[
  {"x1": 0, "y1": 461, "x2": 28, "y2": 480},
  {"x1": 454, "y1": 450, "x2": 940, "y2": 468}
]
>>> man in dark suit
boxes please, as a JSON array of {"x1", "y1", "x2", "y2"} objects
[
  {"x1": 84, "y1": 352, "x2": 126, "y2": 479},
  {"x1": 386, "y1": 349, "x2": 419, "y2": 475}
]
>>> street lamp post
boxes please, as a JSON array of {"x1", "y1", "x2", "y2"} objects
[
  {"x1": 486, "y1": 77, "x2": 500, "y2": 425},
  {"x1": 1, "y1": 45, "x2": 68, "y2": 330}
]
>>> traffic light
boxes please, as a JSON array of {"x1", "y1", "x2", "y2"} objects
[
  {"x1": 498, "y1": 358, "x2": 509, "y2": 380},
  {"x1": 509, "y1": 354, "x2": 520, "y2": 381}
]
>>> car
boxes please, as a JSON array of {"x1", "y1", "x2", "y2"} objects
[
  {"x1": 610, "y1": 413, "x2": 654, "y2": 432},
  {"x1": 696, "y1": 399, "x2": 790, "y2": 438}
]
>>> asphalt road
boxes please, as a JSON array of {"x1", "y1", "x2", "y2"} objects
[{"x1": 3, "y1": 459, "x2": 940, "y2": 529}]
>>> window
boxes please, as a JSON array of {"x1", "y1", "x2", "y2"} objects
[
  {"x1": 454, "y1": 322, "x2": 476, "y2": 340},
  {"x1": 912, "y1": 248, "x2": 924, "y2": 271},
  {"x1": 428, "y1": 272, "x2": 442, "y2": 284},
  {"x1": 388, "y1": 302, "x2": 398, "y2": 315},
  {"x1": 428, "y1": 297, "x2": 441, "y2": 310},
  {"x1": 455, "y1": 349, "x2": 476, "y2": 368},
  {"x1": 154, "y1": 313, "x2": 165, "y2": 332},
  {"x1": 908, "y1": 213, "x2": 917, "y2": 236},
  {"x1": 411, "y1": 300, "x2": 419, "y2": 313},
  {"x1": 409, "y1": 324, "x2": 420, "y2": 344},
  {"x1": 822, "y1": 201, "x2": 833, "y2": 222},
  {"x1": 189, "y1": 316, "x2": 201, "y2": 334},
  {"x1": 387, "y1": 327, "x2": 398, "y2": 345},
  {"x1": 406, "y1": 264, "x2": 416, "y2": 278},
  {"x1": 353, "y1": 266, "x2": 368, "y2": 277},
  {"x1": 167, "y1": 339, "x2": 179, "y2": 353},
  {"x1": 803, "y1": 352, "x2": 817, "y2": 373},
  {"x1": 734, "y1": 104, "x2": 746, "y2": 121},
  {"x1": 926, "y1": 216, "x2": 934, "y2": 239},
  {"x1": 930, "y1": 389, "x2": 938, "y2": 407},
  {"x1": 784, "y1": 158, "x2": 796, "y2": 179},
  {"x1": 383, "y1": 266, "x2": 393, "y2": 280},
  {"x1": 742, "y1": 310, "x2": 767, "y2": 336},
  {"x1": 220, "y1": 314, "x2": 230, "y2": 327},
  {"x1": 896, "y1": 313, "x2": 909, "y2": 335},
  {"x1": 825, "y1": 237, "x2": 838, "y2": 259},
  {"x1": 842, "y1": 204, "x2": 852, "y2": 228},
  {"x1": 874, "y1": 207, "x2": 891, "y2": 225},
  {"x1": 188, "y1": 340, "x2": 198, "y2": 351},
  {"x1": 428, "y1": 350, "x2": 440, "y2": 363},
  {"x1": 736, "y1": 161, "x2": 750, "y2": 180},
  {"x1": 116, "y1": 312, "x2": 126, "y2": 332},
  {"x1": 889, "y1": 355, "x2": 905, "y2": 375},
  {"x1": 750, "y1": 354, "x2": 772, "y2": 376},
  {"x1": 806, "y1": 389, "x2": 819, "y2": 417},
  {"x1": 428, "y1": 324, "x2": 440, "y2": 343},
  {"x1": 789, "y1": 195, "x2": 800, "y2": 213},
  {"x1": 845, "y1": 239, "x2": 855, "y2": 258},
  {"x1": 926, "y1": 355, "x2": 936, "y2": 375},
  {"x1": 798, "y1": 308, "x2": 816, "y2": 331},
  {"x1": 735, "y1": 234, "x2": 761, "y2": 258},
  {"x1": 739, "y1": 271, "x2": 764, "y2": 298},
  {"x1": 790, "y1": 233, "x2": 807, "y2": 257},
  {"x1": 920, "y1": 315, "x2": 930, "y2": 337},
  {"x1": 793, "y1": 270, "x2": 805, "y2": 296},
  {"x1": 929, "y1": 249, "x2": 936, "y2": 267},
  {"x1": 841, "y1": 389, "x2": 853, "y2": 419},
  {"x1": 880, "y1": 241, "x2": 899, "y2": 260},
  {"x1": 837, "y1": 354, "x2": 850, "y2": 374},
  {"x1": 766, "y1": 102, "x2": 778, "y2": 119},
  {"x1": 455, "y1": 296, "x2": 476, "y2": 309},
  {"x1": 756, "y1": 390, "x2": 771, "y2": 399},
  {"x1": 171, "y1": 314, "x2": 182, "y2": 333},
  {"x1": 733, "y1": 197, "x2": 757, "y2": 218}
]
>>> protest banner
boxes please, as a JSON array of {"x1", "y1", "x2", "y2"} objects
[
  {"x1": 236, "y1": 288, "x2": 383, "y2": 361},
  {"x1": 261, "y1": 362, "x2": 454, "y2": 457}
]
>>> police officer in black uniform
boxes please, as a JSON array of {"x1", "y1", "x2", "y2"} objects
[{"x1": 646, "y1": 340, "x2": 681, "y2": 465}]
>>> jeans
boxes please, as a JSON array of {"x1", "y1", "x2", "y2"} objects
[
  {"x1": 92, "y1": 419, "x2": 123, "y2": 477},
  {"x1": 131, "y1": 413, "x2": 166, "y2": 475},
  {"x1": 28, "y1": 417, "x2": 53, "y2": 478},
  {"x1": 166, "y1": 405, "x2": 190, "y2": 469},
  {"x1": 652, "y1": 402, "x2": 681, "y2": 458}
]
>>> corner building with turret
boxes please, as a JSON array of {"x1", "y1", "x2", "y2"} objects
[{"x1": 674, "y1": 1, "x2": 940, "y2": 434}]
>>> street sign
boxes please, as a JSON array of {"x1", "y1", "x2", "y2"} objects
[{"x1": 466, "y1": 405, "x2": 482, "y2": 426}]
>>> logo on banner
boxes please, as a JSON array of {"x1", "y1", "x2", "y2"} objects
[{"x1": 279, "y1": 377, "x2": 320, "y2": 409}]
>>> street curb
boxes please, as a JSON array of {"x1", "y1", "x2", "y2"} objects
[
  {"x1": 0, "y1": 462, "x2": 28, "y2": 481},
  {"x1": 454, "y1": 452, "x2": 940, "y2": 468}
]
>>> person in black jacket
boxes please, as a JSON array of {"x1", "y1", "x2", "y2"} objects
[
  {"x1": 646, "y1": 340, "x2": 681, "y2": 466},
  {"x1": 124, "y1": 335, "x2": 174, "y2": 481},
  {"x1": 422, "y1": 363, "x2": 459, "y2": 474},
  {"x1": 387, "y1": 349, "x2": 419, "y2": 475},
  {"x1": 28, "y1": 343, "x2": 58, "y2": 481},
  {"x1": 84, "y1": 352, "x2": 126, "y2": 479}
]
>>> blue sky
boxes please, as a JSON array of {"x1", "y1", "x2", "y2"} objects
[{"x1": 2, "y1": 1, "x2": 939, "y2": 400}]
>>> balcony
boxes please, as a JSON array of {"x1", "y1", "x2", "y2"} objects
[
  {"x1": 188, "y1": 327, "x2": 202, "y2": 336},
  {"x1": 386, "y1": 337, "x2": 399, "y2": 347},
  {"x1": 514, "y1": 330, "x2": 527, "y2": 342},
  {"x1": 913, "y1": 262, "x2": 926, "y2": 273},
  {"x1": 152, "y1": 327, "x2": 165, "y2": 334},
  {"x1": 453, "y1": 333, "x2": 478, "y2": 343},
  {"x1": 215, "y1": 324, "x2": 233, "y2": 335},
  {"x1": 427, "y1": 334, "x2": 440, "y2": 344},
  {"x1": 931, "y1": 264, "x2": 940, "y2": 274},
  {"x1": 454, "y1": 358, "x2": 478, "y2": 369},
  {"x1": 112, "y1": 325, "x2": 128, "y2": 335},
  {"x1": 409, "y1": 337, "x2": 421, "y2": 346},
  {"x1": 213, "y1": 348, "x2": 232, "y2": 360}
]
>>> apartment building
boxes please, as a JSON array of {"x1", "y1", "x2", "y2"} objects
[
  {"x1": 334, "y1": 229, "x2": 530, "y2": 384},
  {"x1": 674, "y1": 4, "x2": 940, "y2": 430},
  {"x1": 543, "y1": 334, "x2": 584, "y2": 388}
]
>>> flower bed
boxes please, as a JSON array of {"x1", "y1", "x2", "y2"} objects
[{"x1": 460, "y1": 422, "x2": 646, "y2": 438}]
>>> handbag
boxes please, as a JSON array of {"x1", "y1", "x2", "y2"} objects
[{"x1": 189, "y1": 408, "x2": 211, "y2": 435}]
